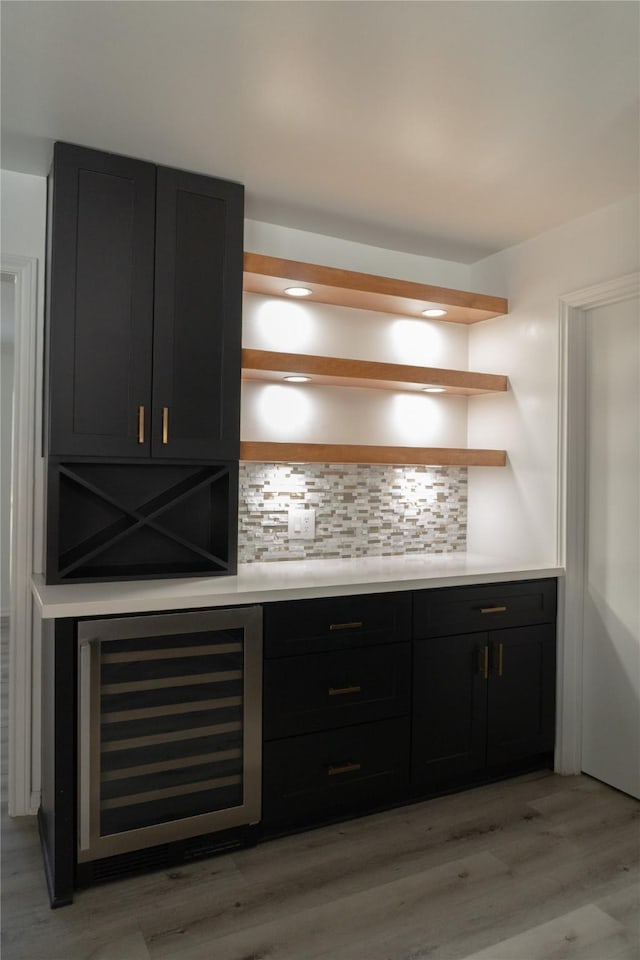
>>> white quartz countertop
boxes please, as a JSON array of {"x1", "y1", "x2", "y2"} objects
[{"x1": 32, "y1": 554, "x2": 563, "y2": 619}]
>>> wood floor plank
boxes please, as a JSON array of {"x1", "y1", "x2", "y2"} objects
[
  {"x1": 596, "y1": 882, "x2": 640, "y2": 950},
  {"x1": 146, "y1": 851, "x2": 510, "y2": 960},
  {"x1": 458, "y1": 904, "x2": 631, "y2": 960},
  {"x1": 85, "y1": 931, "x2": 151, "y2": 960}
]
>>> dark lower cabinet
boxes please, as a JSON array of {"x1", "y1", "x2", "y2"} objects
[
  {"x1": 263, "y1": 591, "x2": 412, "y2": 658},
  {"x1": 412, "y1": 625, "x2": 556, "y2": 789},
  {"x1": 263, "y1": 641, "x2": 411, "y2": 739},
  {"x1": 412, "y1": 580, "x2": 557, "y2": 793},
  {"x1": 261, "y1": 592, "x2": 412, "y2": 833},
  {"x1": 486, "y1": 624, "x2": 556, "y2": 766},
  {"x1": 412, "y1": 632, "x2": 487, "y2": 786},
  {"x1": 39, "y1": 618, "x2": 76, "y2": 907},
  {"x1": 39, "y1": 580, "x2": 557, "y2": 907},
  {"x1": 263, "y1": 718, "x2": 410, "y2": 831}
]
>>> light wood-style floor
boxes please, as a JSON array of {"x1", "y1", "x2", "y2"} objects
[{"x1": 2, "y1": 625, "x2": 639, "y2": 960}]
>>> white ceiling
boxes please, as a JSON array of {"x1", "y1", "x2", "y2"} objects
[{"x1": 1, "y1": 1, "x2": 638, "y2": 263}]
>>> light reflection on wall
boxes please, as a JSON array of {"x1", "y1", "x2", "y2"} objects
[
  {"x1": 389, "y1": 392, "x2": 444, "y2": 445},
  {"x1": 386, "y1": 318, "x2": 447, "y2": 366},
  {"x1": 261, "y1": 462, "x2": 308, "y2": 495},
  {"x1": 392, "y1": 466, "x2": 439, "y2": 503},
  {"x1": 255, "y1": 299, "x2": 317, "y2": 352},
  {"x1": 256, "y1": 383, "x2": 313, "y2": 439}
]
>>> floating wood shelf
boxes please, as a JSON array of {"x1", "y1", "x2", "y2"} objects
[
  {"x1": 242, "y1": 349, "x2": 508, "y2": 396},
  {"x1": 243, "y1": 253, "x2": 508, "y2": 324},
  {"x1": 239, "y1": 442, "x2": 507, "y2": 468}
]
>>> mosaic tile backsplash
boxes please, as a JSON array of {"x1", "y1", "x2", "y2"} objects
[{"x1": 238, "y1": 462, "x2": 467, "y2": 562}]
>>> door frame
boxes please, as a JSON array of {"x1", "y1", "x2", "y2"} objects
[
  {"x1": 2, "y1": 254, "x2": 41, "y2": 816},
  {"x1": 556, "y1": 271, "x2": 639, "y2": 775}
]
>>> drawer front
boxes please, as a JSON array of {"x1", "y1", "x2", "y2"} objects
[
  {"x1": 262, "y1": 717, "x2": 410, "y2": 829},
  {"x1": 414, "y1": 579, "x2": 557, "y2": 638},
  {"x1": 263, "y1": 642, "x2": 411, "y2": 740},
  {"x1": 264, "y1": 592, "x2": 411, "y2": 657}
]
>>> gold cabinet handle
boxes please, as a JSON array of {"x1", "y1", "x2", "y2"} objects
[
  {"x1": 137, "y1": 405, "x2": 145, "y2": 444},
  {"x1": 479, "y1": 645, "x2": 489, "y2": 680},
  {"x1": 497, "y1": 642, "x2": 504, "y2": 677},
  {"x1": 328, "y1": 685, "x2": 361, "y2": 697},
  {"x1": 329, "y1": 621, "x2": 363, "y2": 632},
  {"x1": 162, "y1": 406, "x2": 169, "y2": 444},
  {"x1": 480, "y1": 606, "x2": 507, "y2": 614},
  {"x1": 328, "y1": 762, "x2": 361, "y2": 776}
]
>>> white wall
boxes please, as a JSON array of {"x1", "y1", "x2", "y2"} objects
[
  {"x1": 241, "y1": 290, "x2": 469, "y2": 449},
  {"x1": 1, "y1": 169, "x2": 47, "y2": 573},
  {"x1": 242, "y1": 292, "x2": 470, "y2": 367},
  {"x1": 1, "y1": 170, "x2": 47, "y2": 263},
  {"x1": 1, "y1": 169, "x2": 47, "y2": 813},
  {"x1": 245, "y1": 219, "x2": 473, "y2": 291},
  {"x1": 466, "y1": 193, "x2": 640, "y2": 564}
]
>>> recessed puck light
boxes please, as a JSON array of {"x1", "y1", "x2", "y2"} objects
[
  {"x1": 421, "y1": 308, "x2": 447, "y2": 318},
  {"x1": 284, "y1": 286, "x2": 313, "y2": 297},
  {"x1": 422, "y1": 386, "x2": 446, "y2": 393},
  {"x1": 284, "y1": 375, "x2": 311, "y2": 382}
]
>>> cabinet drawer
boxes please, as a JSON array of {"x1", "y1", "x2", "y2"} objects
[
  {"x1": 414, "y1": 579, "x2": 557, "y2": 638},
  {"x1": 263, "y1": 592, "x2": 411, "y2": 657},
  {"x1": 262, "y1": 717, "x2": 410, "y2": 829},
  {"x1": 263, "y1": 642, "x2": 410, "y2": 739}
]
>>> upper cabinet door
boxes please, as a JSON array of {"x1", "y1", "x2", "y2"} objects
[
  {"x1": 152, "y1": 168, "x2": 244, "y2": 460},
  {"x1": 47, "y1": 143, "x2": 156, "y2": 457}
]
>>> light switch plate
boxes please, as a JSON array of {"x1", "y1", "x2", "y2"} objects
[{"x1": 288, "y1": 508, "x2": 315, "y2": 540}]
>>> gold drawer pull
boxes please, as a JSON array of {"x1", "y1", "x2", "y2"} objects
[
  {"x1": 329, "y1": 621, "x2": 363, "y2": 631},
  {"x1": 328, "y1": 685, "x2": 361, "y2": 697},
  {"x1": 328, "y1": 762, "x2": 361, "y2": 777},
  {"x1": 137, "y1": 405, "x2": 145, "y2": 444},
  {"x1": 480, "y1": 605, "x2": 507, "y2": 614},
  {"x1": 162, "y1": 406, "x2": 169, "y2": 444}
]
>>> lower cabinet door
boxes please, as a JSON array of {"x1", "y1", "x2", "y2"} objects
[
  {"x1": 262, "y1": 717, "x2": 409, "y2": 830},
  {"x1": 412, "y1": 633, "x2": 487, "y2": 789},
  {"x1": 486, "y1": 624, "x2": 556, "y2": 767}
]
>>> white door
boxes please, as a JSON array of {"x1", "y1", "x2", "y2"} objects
[{"x1": 581, "y1": 296, "x2": 639, "y2": 798}]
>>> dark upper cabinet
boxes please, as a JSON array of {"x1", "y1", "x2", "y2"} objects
[
  {"x1": 46, "y1": 144, "x2": 156, "y2": 458},
  {"x1": 46, "y1": 143, "x2": 244, "y2": 461},
  {"x1": 152, "y1": 167, "x2": 243, "y2": 460}
]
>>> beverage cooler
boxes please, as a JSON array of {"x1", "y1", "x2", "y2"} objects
[{"x1": 76, "y1": 606, "x2": 262, "y2": 864}]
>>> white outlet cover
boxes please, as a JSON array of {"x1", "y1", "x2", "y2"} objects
[{"x1": 288, "y1": 508, "x2": 315, "y2": 540}]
